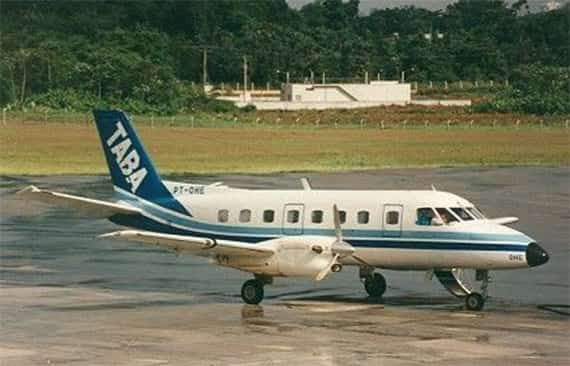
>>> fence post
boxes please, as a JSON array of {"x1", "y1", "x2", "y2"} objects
[
  {"x1": 334, "y1": 119, "x2": 338, "y2": 128},
  {"x1": 475, "y1": 80, "x2": 479, "y2": 88},
  {"x1": 446, "y1": 119, "x2": 451, "y2": 129},
  {"x1": 565, "y1": 119, "x2": 569, "y2": 129},
  {"x1": 490, "y1": 80, "x2": 494, "y2": 87},
  {"x1": 429, "y1": 81, "x2": 433, "y2": 89},
  {"x1": 255, "y1": 117, "x2": 261, "y2": 127},
  {"x1": 44, "y1": 111, "x2": 48, "y2": 124},
  {"x1": 515, "y1": 119, "x2": 520, "y2": 130},
  {"x1": 469, "y1": 120, "x2": 474, "y2": 129},
  {"x1": 424, "y1": 120, "x2": 429, "y2": 129},
  {"x1": 381, "y1": 120, "x2": 385, "y2": 129},
  {"x1": 540, "y1": 119, "x2": 543, "y2": 129},
  {"x1": 444, "y1": 81, "x2": 448, "y2": 90},
  {"x1": 360, "y1": 119, "x2": 364, "y2": 129},
  {"x1": 315, "y1": 118, "x2": 320, "y2": 128},
  {"x1": 191, "y1": 116, "x2": 195, "y2": 128},
  {"x1": 233, "y1": 116, "x2": 237, "y2": 128},
  {"x1": 459, "y1": 80, "x2": 464, "y2": 89},
  {"x1": 403, "y1": 120, "x2": 407, "y2": 129},
  {"x1": 492, "y1": 120, "x2": 496, "y2": 129},
  {"x1": 2, "y1": 108, "x2": 6, "y2": 126}
]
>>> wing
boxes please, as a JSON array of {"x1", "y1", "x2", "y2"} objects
[
  {"x1": 100, "y1": 230, "x2": 275, "y2": 258},
  {"x1": 17, "y1": 185, "x2": 141, "y2": 218}
]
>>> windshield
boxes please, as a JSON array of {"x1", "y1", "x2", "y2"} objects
[
  {"x1": 451, "y1": 207, "x2": 474, "y2": 221},
  {"x1": 436, "y1": 208, "x2": 459, "y2": 224},
  {"x1": 466, "y1": 207, "x2": 485, "y2": 219}
]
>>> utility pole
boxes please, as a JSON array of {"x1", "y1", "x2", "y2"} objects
[
  {"x1": 243, "y1": 56, "x2": 248, "y2": 101},
  {"x1": 202, "y1": 48, "x2": 208, "y2": 86}
]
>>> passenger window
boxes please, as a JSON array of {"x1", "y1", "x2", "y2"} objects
[
  {"x1": 287, "y1": 210, "x2": 300, "y2": 223},
  {"x1": 416, "y1": 207, "x2": 437, "y2": 226},
  {"x1": 339, "y1": 210, "x2": 347, "y2": 224},
  {"x1": 357, "y1": 211, "x2": 369, "y2": 224},
  {"x1": 239, "y1": 209, "x2": 251, "y2": 223},
  {"x1": 436, "y1": 208, "x2": 459, "y2": 224},
  {"x1": 387, "y1": 211, "x2": 399, "y2": 225},
  {"x1": 263, "y1": 210, "x2": 275, "y2": 223},
  {"x1": 311, "y1": 210, "x2": 324, "y2": 224},
  {"x1": 451, "y1": 207, "x2": 474, "y2": 221},
  {"x1": 218, "y1": 209, "x2": 229, "y2": 223}
]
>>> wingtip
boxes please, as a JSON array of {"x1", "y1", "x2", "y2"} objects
[{"x1": 16, "y1": 185, "x2": 40, "y2": 196}]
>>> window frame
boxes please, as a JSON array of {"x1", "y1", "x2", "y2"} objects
[
  {"x1": 217, "y1": 209, "x2": 229, "y2": 223},
  {"x1": 311, "y1": 210, "x2": 324, "y2": 224},
  {"x1": 357, "y1": 210, "x2": 370, "y2": 225},
  {"x1": 416, "y1": 207, "x2": 437, "y2": 226},
  {"x1": 239, "y1": 209, "x2": 252, "y2": 223},
  {"x1": 386, "y1": 210, "x2": 400, "y2": 225},
  {"x1": 287, "y1": 209, "x2": 300, "y2": 224},
  {"x1": 435, "y1": 207, "x2": 460, "y2": 224},
  {"x1": 263, "y1": 209, "x2": 275, "y2": 223}
]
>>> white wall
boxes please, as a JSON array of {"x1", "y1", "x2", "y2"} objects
[{"x1": 284, "y1": 82, "x2": 411, "y2": 103}]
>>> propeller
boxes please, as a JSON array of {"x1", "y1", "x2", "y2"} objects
[{"x1": 315, "y1": 204, "x2": 369, "y2": 281}]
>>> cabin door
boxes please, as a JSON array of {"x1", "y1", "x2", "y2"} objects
[
  {"x1": 282, "y1": 204, "x2": 305, "y2": 235},
  {"x1": 382, "y1": 204, "x2": 403, "y2": 237}
]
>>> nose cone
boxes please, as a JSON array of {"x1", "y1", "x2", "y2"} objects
[{"x1": 526, "y1": 243, "x2": 549, "y2": 267}]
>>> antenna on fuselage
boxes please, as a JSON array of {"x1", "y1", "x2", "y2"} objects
[{"x1": 301, "y1": 177, "x2": 312, "y2": 191}]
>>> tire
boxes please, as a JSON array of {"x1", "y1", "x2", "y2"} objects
[
  {"x1": 364, "y1": 273, "x2": 387, "y2": 297},
  {"x1": 241, "y1": 279, "x2": 264, "y2": 305},
  {"x1": 465, "y1": 292, "x2": 485, "y2": 311}
]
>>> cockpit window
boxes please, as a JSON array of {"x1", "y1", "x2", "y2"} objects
[
  {"x1": 451, "y1": 207, "x2": 474, "y2": 221},
  {"x1": 416, "y1": 208, "x2": 437, "y2": 226},
  {"x1": 467, "y1": 207, "x2": 485, "y2": 219},
  {"x1": 436, "y1": 208, "x2": 459, "y2": 224}
]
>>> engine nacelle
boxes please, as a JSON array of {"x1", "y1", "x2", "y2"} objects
[{"x1": 224, "y1": 236, "x2": 337, "y2": 279}]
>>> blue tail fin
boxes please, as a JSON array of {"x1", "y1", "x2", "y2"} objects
[{"x1": 93, "y1": 110, "x2": 190, "y2": 216}]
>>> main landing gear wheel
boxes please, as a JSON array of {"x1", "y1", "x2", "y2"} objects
[
  {"x1": 465, "y1": 292, "x2": 485, "y2": 311},
  {"x1": 241, "y1": 279, "x2": 264, "y2": 305},
  {"x1": 364, "y1": 273, "x2": 387, "y2": 298}
]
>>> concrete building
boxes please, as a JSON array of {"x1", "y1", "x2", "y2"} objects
[{"x1": 283, "y1": 81, "x2": 411, "y2": 105}]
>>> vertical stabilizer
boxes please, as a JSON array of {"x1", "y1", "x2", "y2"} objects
[{"x1": 92, "y1": 110, "x2": 190, "y2": 216}]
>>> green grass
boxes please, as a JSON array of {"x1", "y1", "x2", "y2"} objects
[{"x1": 0, "y1": 122, "x2": 568, "y2": 175}]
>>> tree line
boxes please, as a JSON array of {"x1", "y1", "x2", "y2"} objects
[{"x1": 0, "y1": 0, "x2": 568, "y2": 114}]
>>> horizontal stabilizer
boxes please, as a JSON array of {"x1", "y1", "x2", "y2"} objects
[
  {"x1": 17, "y1": 185, "x2": 141, "y2": 218},
  {"x1": 100, "y1": 230, "x2": 275, "y2": 258},
  {"x1": 489, "y1": 217, "x2": 519, "y2": 225}
]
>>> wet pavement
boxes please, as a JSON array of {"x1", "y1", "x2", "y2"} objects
[{"x1": 0, "y1": 167, "x2": 569, "y2": 365}]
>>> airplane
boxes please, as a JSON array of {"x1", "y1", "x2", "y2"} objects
[{"x1": 18, "y1": 110, "x2": 549, "y2": 311}]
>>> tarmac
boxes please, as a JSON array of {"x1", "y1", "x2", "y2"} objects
[{"x1": 1, "y1": 167, "x2": 569, "y2": 365}]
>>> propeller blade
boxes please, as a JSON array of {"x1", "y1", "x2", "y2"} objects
[
  {"x1": 333, "y1": 204, "x2": 342, "y2": 243},
  {"x1": 315, "y1": 254, "x2": 340, "y2": 281}
]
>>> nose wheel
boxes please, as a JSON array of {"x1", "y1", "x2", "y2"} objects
[
  {"x1": 464, "y1": 270, "x2": 490, "y2": 311},
  {"x1": 465, "y1": 292, "x2": 485, "y2": 311}
]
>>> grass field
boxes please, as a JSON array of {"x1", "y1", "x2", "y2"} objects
[{"x1": 0, "y1": 122, "x2": 568, "y2": 175}]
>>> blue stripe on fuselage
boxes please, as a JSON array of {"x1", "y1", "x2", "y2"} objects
[{"x1": 109, "y1": 213, "x2": 527, "y2": 253}]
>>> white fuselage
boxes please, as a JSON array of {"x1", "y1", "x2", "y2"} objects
[{"x1": 112, "y1": 182, "x2": 534, "y2": 272}]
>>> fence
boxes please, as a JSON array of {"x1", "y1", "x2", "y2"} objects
[{"x1": 1, "y1": 109, "x2": 569, "y2": 131}]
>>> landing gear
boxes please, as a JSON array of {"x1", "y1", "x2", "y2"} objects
[
  {"x1": 363, "y1": 272, "x2": 387, "y2": 298},
  {"x1": 241, "y1": 279, "x2": 264, "y2": 305},
  {"x1": 464, "y1": 270, "x2": 490, "y2": 311},
  {"x1": 465, "y1": 292, "x2": 485, "y2": 311}
]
